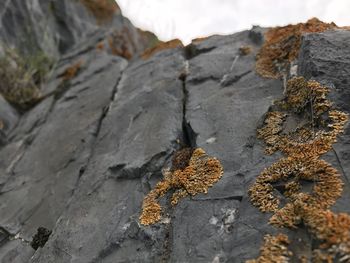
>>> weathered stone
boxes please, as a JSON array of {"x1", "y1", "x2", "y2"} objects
[
  {"x1": 0, "y1": 3, "x2": 350, "y2": 262},
  {"x1": 0, "y1": 95, "x2": 19, "y2": 140},
  {"x1": 31, "y1": 48, "x2": 185, "y2": 263},
  {"x1": 298, "y1": 30, "x2": 350, "y2": 215},
  {"x1": 0, "y1": 49, "x2": 127, "y2": 241}
]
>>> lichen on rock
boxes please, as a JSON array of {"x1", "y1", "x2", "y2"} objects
[
  {"x1": 141, "y1": 39, "x2": 184, "y2": 60},
  {"x1": 246, "y1": 234, "x2": 292, "y2": 263},
  {"x1": 140, "y1": 148, "x2": 224, "y2": 225},
  {"x1": 248, "y1": 76, "x2": 349, "y2": 261},
  {"x1": 80, "y1": 0, "x2": 119, "y2": 24},
  {"x1": 256, "y1": 18, "x2": 337, "y2": 78}
]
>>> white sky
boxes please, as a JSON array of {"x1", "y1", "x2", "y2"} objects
[{"x1": 117, "y1": 0, "x2": 350, "y2": 44}]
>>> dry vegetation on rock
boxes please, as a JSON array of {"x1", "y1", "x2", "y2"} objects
[
  {"x1": 140, "y1": 148, "x2": 224, "y2": 225},
  {"x1": 141, "y1": 39, "x2": 184, "y2": 60},
  {"x1": 0, "y1": 48, "x2": 53, "y2": 111},
  {"x1": 256, "y1": 18, "x2": 337, "y2": 78},
  {"x1": 80, "y1": 0, "x2": 119, "y2": 24},
  {"x1": 246, "y1": 234, "x2": 292, "y2": 263},
  {"x1": 248, "y1": 76, "x2": 349, "y2": 261}
]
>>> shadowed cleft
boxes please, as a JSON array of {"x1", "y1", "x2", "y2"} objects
[{"x1": 31, "y1": 227, "x2": 52, "y2": 250}]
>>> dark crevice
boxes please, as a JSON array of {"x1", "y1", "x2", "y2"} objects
[
  {"x1": 0, "y1": 227, "x2": 10, "y2": 247},
  {"x1": 109, "y1": 151, "x2": 168, "y2": 180},
  {"x1": 183, "y1": 43, "x2": 215, "y2": 60},
  {"x1": 69, "y1": 67, "x2": 126, "y2": 199},
  {"x1": 187, "y1": 75, "x2": 221, "y2": 86},
  {"x1": 180, "y1": 66, "x2": 197, "y2": 148},
  {"x1": 30, "y1": 227, "x2": 52, "y2": 250}
]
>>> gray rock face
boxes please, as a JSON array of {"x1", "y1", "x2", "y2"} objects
[
  {"x1": 0, "y1": 6, "x2": 350, "y2": 263},
  {"x1": 298, "y1": 29, "x2": 350, "y2": 215},
  {"x1": 0, "y1": 95, "x2": 18, "y2": 141},
  {"x1": 0, "y1": 0, "x2": 149, "y2": 58}
]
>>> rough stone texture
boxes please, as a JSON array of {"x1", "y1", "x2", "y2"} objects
[
  {"x1": 298, "y1": 29, "x2": 350, "y2": 216},
  {"x1": 0, "y1": 0, "x2": 150, "y2": 58},
  {"x1": 31, "y1": 47, "x2": 185, "y2": 263},
  {"x1": 179, "y1": 30, "x2": 283, "y2": 262},
  {"x1": 0, "y1": 238, "x2": 34, "y2": 263},
  {"x1": 0, "y1": 4, "x2": 349, "y2": 263},
  {"x1": 0, "y1": 95, "x2": 19, "y2": 140}
]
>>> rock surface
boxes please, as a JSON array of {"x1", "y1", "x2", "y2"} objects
[{"x1": 0, "y1": 2, "x2": 349, "y2": 263}]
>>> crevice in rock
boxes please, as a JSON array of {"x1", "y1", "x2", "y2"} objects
[
  {"x1": 70, "y1": 67, "x2": 126, "y2": 199},
  {"x1": 108, "y1": 151, "x2": 168, "y2": 180},
  {"x1": 0, "y1": 227, "x2": 10, "y2": 247},
  {"x1": 186, "y1": 75, "x2": 221, "y2": 86},
  {"x1": 30, "y1": 227, "x2": 52, "y2": 250},
  {"x1": 0, "y1": 226, "x2": 31, "y2": 248},
  {"x1": 179, "y1": 66, "x2": 197, "y2": 148},
  {"x1": 183, "y1": 43, "x2": 215, "y2": 60}
]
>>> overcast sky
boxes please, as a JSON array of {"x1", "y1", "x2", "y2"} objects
[{"x1": 117, "y1": 0, "x2": 350, "y2": 44}]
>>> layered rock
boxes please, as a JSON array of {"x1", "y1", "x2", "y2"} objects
[{"x1": 0, "y1": 3, "x2": 349, "y2": 263}]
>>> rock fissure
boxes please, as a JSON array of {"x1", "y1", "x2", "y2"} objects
[{"x1": 180, "y1": 61, "x2": 197, "y2": 148}]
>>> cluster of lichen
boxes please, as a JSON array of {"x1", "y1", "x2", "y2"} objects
[
  {"x1": 107, "y1": 29, "x2": 134, "y2": 60},
  {"x1": 141, "y1": 39, "x2": 184, "y2": 60},
  {"x1": 239, "y1": 46, "x2": 252, "y2": 56},
  {"x1": 256, "y1": 18, "x2": 337, "y2": 78},
  {"x1": 248, "y1": 77, "x2": 349, "y2": 261},
  {"x1": 0, "y1": 47, "x2": 53, "y2": 111},
  {"x1": 246, "y1": 234, "x2": 292, "y2": 263},
  {"x1": 295, "y1": 195, "x2": 350, "y2": 261},
  {"x1": 140, "y1": 148, "x2": 224, "y2": 225},
  {"x1": 59, "y1": 60, "x2": 83, "y2": 81},
  {"x1": 80, "y1": 0, "x2": 119, "y2": 24}
]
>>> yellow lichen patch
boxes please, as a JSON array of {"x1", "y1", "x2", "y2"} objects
[
  {"x1": 282, "y1": 77, "x2": 331, "y2": 115},
  {"x1": 256, "y1": 18, "x2": 337, "y2": 78},
  {"x1": 141, "y1": 39, "x2": 184, "y2": 60},
  {"x1": 107, "y1": 28, "x2": 135, "y2": 60},
  {"x1": 191, "y1": 36, "x2": 210, "y2": 44},
  {"x1": 293, "y1": 195, "x2": 350, "y2": 260},
  {"x1": 246, "y1": 234, "x2": 292, "y2": 263},
  {"x1": 249, "y1": 76, "x2": 349, "y2": 260},
  {"x1": 80, "y1": 0, "x2": 119, "y2": 24},
  {"x1": 139, "y1": 148, "x2": 224, "y2": 225},
  {"x1": 96, "y1": 41, "x2": 105, "y2": 51},
  {"x1": 257, "y1": 111, "x2": 286, "y2": 154},
  {"x1": 239, "y1": 46, "x2": 252, "y2": 56},
  {"x1": 59, "y1": 60, "x2": 83, "y2": 81}
]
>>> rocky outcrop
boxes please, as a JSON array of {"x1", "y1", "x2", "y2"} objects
[
  {"x1": 0, "y1": 2, "x2": 349, "y2": 262},
  {"x1": 0, "y1": 0, "x2": 153, "y2": 58}
]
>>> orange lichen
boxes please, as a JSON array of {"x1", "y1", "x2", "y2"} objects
[
  {"x1": 239, "y1": 46, "x2": 252, "y2": 56},
  {"x1": 256, "y1": 18, "x2": 337, "y2": 78},
  {"x1": 249, "y1": 76, "x2": 349, "y2": 261},
  {"x1": 141, "y1": 39, "x2": 184, "y2": 60},
  {"x1": 191, "y1": 36, "x2": 210, "y2": 44},
  {"x1": 246, "y1": 234, "x2": 292, "y2": 263},
  {"x1": 60, "y1": 60, "x2": 83, "y2": 81},
  {"x1": 107, "y1": 28, "x2": 135, "y2": 60},
  {"x1": 96, "y1": 41, "x2": 105, "y2": 51},
  {"x1": 136, "y1": 29, "x2": 160, "y2": 51},
  {"x1": 80, "y1": 0, "x2": 119, "y2": 24},
  {"x1": 140, "y1": 148, "x2": 224, "y2": 225}
]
